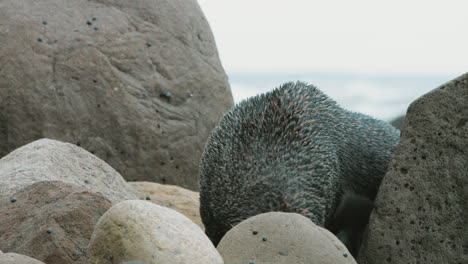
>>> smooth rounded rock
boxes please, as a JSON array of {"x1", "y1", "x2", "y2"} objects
[
  {"x1": 0, "y1": 181, "x2": 112, "y2": 264},
  {"x1": 89, "y1": 200, "x2": 222, "y2": 264},
  {"x1": 217, "y1": 212, "x2": 357, "y2": 264},
  {"x1": 0, "y1": 252, "x2": 46, "y2": 264},
  {"x1": 128, "y1": 181, "x2": 204, "y2": 230},
  {"x1": 0, "y1": 138, "x2": 136, "y2": 204}
]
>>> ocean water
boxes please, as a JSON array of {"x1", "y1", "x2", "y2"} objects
[{"x1": 228, "y1": 72, "x2": 458, "y2": 122}]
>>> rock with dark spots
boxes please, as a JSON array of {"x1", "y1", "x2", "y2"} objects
[
  {"x1": 128, "y1": 181, "x2": 204, "y2": 230},
  {"x1": 88, "y1": 200, "x2": 222, "y2": 264},
  {"x1": 0, "y1": 138, "x2": 136, "y2": 204},
  {"x1": 0, "y1": 181, "x2": 112, "y2": 264},
  {"x1": 358, "y1": 73, "x2": 468, "y2": 264},
  {"x1": 0, "y1": 0, "x2": 233, "y2": 191},
  {"x1": 217, "y1": 212, "x2": 357, "y2": 264},
  {"x1": 0, "y1": 252, "x2": 46, "y2": 264}
]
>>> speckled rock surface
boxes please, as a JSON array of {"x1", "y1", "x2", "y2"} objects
[
  {"x1": 0, "y1": 138, "x2": 136, "y2": 204},
  {"x1": 217, "y1": 212, "x2": 357, "y2": 264},
  {"x1": 0, "y1": 181, "x2": 112, "y2": 264},
  {"x1": 0, "y1": 252, "x2": 46, "y2": 264},
  {"x1": 359, "y1": 73, "x2": 468, "y2": 264},
  {"x1": 128, "y1": 181, "x2": 203, "y2": 230},
  {"x1": 88, "y1": 200, "x2": 222, "y2": 264},
  {"x1": 0, "y1": 0, "x2": 233, "y2": 191}
]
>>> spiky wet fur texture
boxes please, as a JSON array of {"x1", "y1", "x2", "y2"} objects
[{"x1": 199, "y1": 81, "x2": 399, "y2": 254}]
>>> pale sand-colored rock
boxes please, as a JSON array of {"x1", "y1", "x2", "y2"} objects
[
  {"x1": 128, "y1": 181, "x2": 204, "y2": 230},
  {"x1": 217, "y1": 212, "x2": 357, "y2": 264},
  {"x1": 0, "y1": 252, "x2": 46, "y2": 264},
  {"x1": 0, "y1": 138, "x2": 136, "y2": 204},
  {"x1": 89, "y1": 200, "x2": 222, "y2": 264}
]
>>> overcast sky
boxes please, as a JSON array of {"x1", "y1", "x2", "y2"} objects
[{"x1": 198, "y1": 0, "x2": 467, "y2": 75}]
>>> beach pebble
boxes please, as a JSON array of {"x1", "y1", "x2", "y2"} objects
[
  {"x1": 217, "y1": 212, "x2": 357, "y2": 264},
  {"x1": 89, "y1": 200, "x2": 222, "y2": 264},
  {"x1": 0, "y1": 181, "x2": 112, "y2": 264},
  {"x1": 0, "y1": 138, "x2": 137, "y2": 204}
]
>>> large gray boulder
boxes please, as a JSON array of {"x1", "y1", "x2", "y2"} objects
[
  {"x1": 358, "y1": 73, "x2": 468, "y2": 263},
  {"x1": 0, "y1": 138, "x2": 136, "y2": 204},
  {"x1": 0, "y1": 0, "x2": 233, "y2": 190}
]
